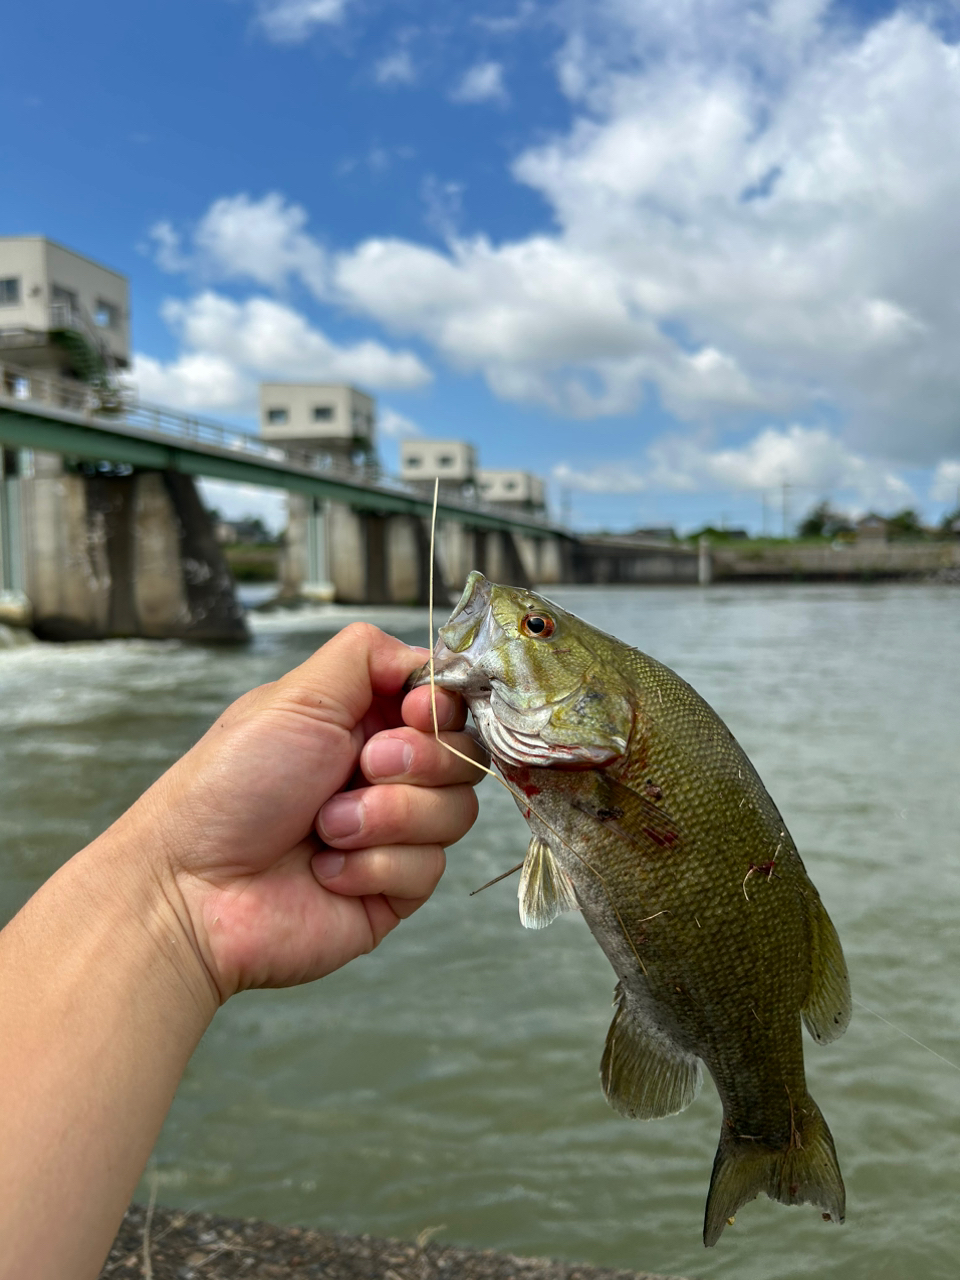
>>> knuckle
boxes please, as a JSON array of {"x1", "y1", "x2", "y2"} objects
[{"x1": 340, "y1": 620, "x2": 380, "y2": 645}]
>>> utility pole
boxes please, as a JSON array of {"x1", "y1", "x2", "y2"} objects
[
  {"x1": 761, "y1": 490, "x2": 769, "y2": 537},
  {"x1": 781, "y1": 482, "x2": 791, "y2": 539}
]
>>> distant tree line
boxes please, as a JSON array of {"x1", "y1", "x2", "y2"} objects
[
  {"x1": 205, "y1": 508, "x2": 282, "y2": 546},
  {"x1": 798, "y1": 501, "x2": 960, "y2": 541},
  {"x1": 685, "y1": 502, "x2": 960, "y2": 542}
]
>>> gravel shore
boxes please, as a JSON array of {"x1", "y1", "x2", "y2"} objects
[{"x1": 100, "y1": 1204, "x2": 694, "y2": 1280}]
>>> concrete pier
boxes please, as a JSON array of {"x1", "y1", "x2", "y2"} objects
[
  {"x1": 10, "y1": 452, "x2": 247, "y2": 642},
  {"x1": 0, "y1": 448, "x2": 30, "y2": 627},
  {"x1": 279, "y1": 500, "x2": 563, "y2": 606}
]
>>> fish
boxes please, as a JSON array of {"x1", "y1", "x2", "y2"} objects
[{"x1": 412, "y1": 571, "x2": 851, "y2": 1247}]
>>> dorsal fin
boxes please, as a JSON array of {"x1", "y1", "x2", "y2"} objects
[{"x1": 518, "y1": 835, "x2": 579, "y2": 929}]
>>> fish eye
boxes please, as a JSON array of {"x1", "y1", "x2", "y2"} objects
[{"x1": 521, "y1": 612, "x2": 555, "y2": 639}]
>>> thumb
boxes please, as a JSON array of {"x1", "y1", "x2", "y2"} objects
[{"x1": 270, "y1": 623, "x2": 427, "y2": 731}]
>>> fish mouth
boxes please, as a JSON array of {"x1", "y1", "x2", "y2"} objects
[{"x1": 408, "y1": 570, "x2": 500, "y2": 696}]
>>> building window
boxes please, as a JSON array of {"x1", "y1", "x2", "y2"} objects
[
  {"x1": 504, "y1": 479, "x2": 517, "y2": 490},
  {"x1": 406, "y1": 456, "x2": 422, "y2": 467},
  {"x1": 267, "y1": 407, "x2": 289, "y2": 424},
  {"x1": 312, "y1": 405, "x2": 334, "y2": 422},
  {"x1": 94, "y1": 299, "x2": 120, "y2": 329},
  {"x1": 438, "y1": 455, "x2": 454, "y2": 467},
  {"x1": 0, "y1": 277, "x2": 20, "y2": 306}
]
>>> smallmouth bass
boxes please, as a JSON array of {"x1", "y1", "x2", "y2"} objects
[{"x1": 412, "y1": 572, "x2": 851, "y2": 1247}]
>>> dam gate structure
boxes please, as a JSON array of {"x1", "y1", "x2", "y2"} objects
[{"x1": 0, "y1": 360, "x2": 583, "y2": 640}]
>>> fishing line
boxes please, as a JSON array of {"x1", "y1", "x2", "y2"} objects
[
  {"x1": 426, "y1": 478, "x2": 549, "y2": 803},
  {"x1": 425, "y1": 483, "x2": 650, "y2": 975},
  {"x1": 851, "y1": 996, "x2": 960, "y2": 1076}
]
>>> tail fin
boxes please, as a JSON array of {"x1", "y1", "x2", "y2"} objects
[{"x1": 703, "y1": 1096, "x2": 845, "y2": 1247}]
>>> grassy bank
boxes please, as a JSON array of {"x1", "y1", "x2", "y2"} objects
[{"x1": 223, "y1": 543, "x2": 281, "y2": 583}]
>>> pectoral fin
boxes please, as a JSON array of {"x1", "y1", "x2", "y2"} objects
[
  {"x1": 518, "y1": 835, "x2": 579, "y2": 929},
  {"x1": 802, "y1": 895, "x2": 852, "y2": 1045},
  {"x1": 601, "y1": 983, "x2": 701, "y2": 1120}
]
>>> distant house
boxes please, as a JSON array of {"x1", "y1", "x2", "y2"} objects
[{"x1": 855, "y1": 514, "x2": 888, "y2": 542}]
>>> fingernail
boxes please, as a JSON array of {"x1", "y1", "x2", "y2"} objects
[
  {"x1": 429, "y1": 693, "x2": 456, "y2": 729},
  {"x1": 313, "y1": 850, "x2": 345, "y2": 881},
  {"x1": 366, "y1": 736, "x2": 413, "y2": 779},
  {"x1": 317, "y1": 794, "x2": 364, "y2": 840}
]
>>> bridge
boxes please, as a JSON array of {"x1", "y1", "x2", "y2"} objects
[
  {"x1": 0, "y1": 360, "x2": 703, "y2": 642},
  {"x1": 0, "y1": 360, "x2": 562, "y2": 536},
  {"x1": 0, "y1": 359, "x2": 587, "y2": 640}
]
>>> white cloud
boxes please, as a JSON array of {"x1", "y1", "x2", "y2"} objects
[
  {"x1": 451, "y1": 61, "x2": 508, "y2": 105},
  {"x1": 930, "y1": 460, "x2": 960, "y2": 505},
  {"x1": 132, "y1": 291, "x2": 431, "y2": 412},
  {"x1": 325, "y1": 4, "x2": 960, "y2": 460},
  {"x1": 472, "y1": 2, "x2": 537, "y2": 36},
  {"x1": 256, "y1": 0, "x2": 348, "y2": 43},
  {"x1": 149, "y1": 221, "x2": 190, "y2": 273},
  {"x1": 150, "y1": 194, "x2": 327, "y2": 297},
  {"x1": 333, "y1": 233, "x2": 764, "y2": 417},
  {"x1": 379, "y1": 407, "x2": 422, "y2": 439},
  {"x1": 133, "y1": 351, "x2": 249, "y2": 411},
  {"x1": 375, "y1": 48, "x2": 417, "y2": 86},
  {"x1": 553, "y1": 425, "x2": 915, "y2": 512},
  {"x1": 146, "y1": 3, "x2": 960, "y2": 476}
]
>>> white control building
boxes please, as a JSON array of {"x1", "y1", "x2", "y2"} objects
[
  {"x1": 477, "y1": 468, "x2": 546, "y2": 515},
  {"x1": 400, "y1": 439, "x2": 477, "y2": 494},
  {"x1": 259, "y1": 383, "x2": 376, "y2": 468},
  {"x1": 0, "y1": 236, "x2": 130, "y2": 379}
]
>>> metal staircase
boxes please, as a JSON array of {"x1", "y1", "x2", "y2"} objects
[{"x1": 48, "y1": 300, "x2": 127, "y2": 413}]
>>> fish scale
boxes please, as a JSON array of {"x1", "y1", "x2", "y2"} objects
[{"x1": 413, "y1": 572, "x2": 851, "y2": 1247}]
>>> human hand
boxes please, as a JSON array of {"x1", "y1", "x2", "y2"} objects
[{"x1": 102, "y1": 623, "x2": 486, "y2": 1007}]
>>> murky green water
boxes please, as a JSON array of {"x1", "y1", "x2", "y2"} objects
[{"x1": 2, "y1": 585, "x2": 959, "y2": 1280}]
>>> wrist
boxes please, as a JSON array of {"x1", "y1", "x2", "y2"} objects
[
  {"x1": 76, "y1": 811, "x2": 223, "y2": 1027},
  {"x1": 0, "y1": 816, "x2": 220, "y2": 1278}
]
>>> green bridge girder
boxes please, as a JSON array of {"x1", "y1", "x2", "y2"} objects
[{"x1": 0, "y1": 401, "x2": 565, "y2": 540}]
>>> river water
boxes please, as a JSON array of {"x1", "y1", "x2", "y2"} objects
[{"x1": 1, "y1": 584, "x2": 958, "y2": 1280}]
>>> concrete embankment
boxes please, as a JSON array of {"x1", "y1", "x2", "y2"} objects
[
  {"x1": 711, "y1": 541, "x2": 960, "y2": 582},
  {"x1": 100, "y1": 1204, "x2": 694, "y2": 1280}
]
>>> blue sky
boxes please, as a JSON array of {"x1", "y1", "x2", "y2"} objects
[{"x1": 5, "y1": 0, "x2": 960, "y2": 532}]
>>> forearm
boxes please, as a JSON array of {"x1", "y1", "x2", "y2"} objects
[{"x1": 0, "y1": 828, "x2": 217, "y2": 1280}]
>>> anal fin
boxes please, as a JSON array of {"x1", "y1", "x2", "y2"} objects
[
  {"x1": 518, "y1": 835, "x2": 579, "y2": 929},
  {"x1": 601, "y1": 983, "x2": 701, "y2": 1120}
]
